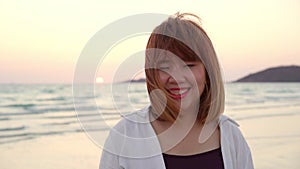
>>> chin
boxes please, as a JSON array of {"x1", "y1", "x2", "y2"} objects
[{"x1": 176, "y1": 101, "x2": 199, "y2": 113}]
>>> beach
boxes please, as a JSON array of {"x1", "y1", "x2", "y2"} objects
[
  {"x1": 0, "y1": 131, "x2": 101, "y2": 169},
  {"x1": 238, "y1": 110, "x2": 300, "y2": 169},
  {"x1": 1, "y1": 111, "x2": 300, "y2": 169}
]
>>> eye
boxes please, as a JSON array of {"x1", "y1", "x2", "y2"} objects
[
  {"x1": 186, "y1": 64, "x2": 195, "y2": 67},
  {"x1": 184, "y1": 64, "x2": 196, "y2": 68},
  {"x1": 157, "y1": 62, "x2": 170, "y2": 70},
  {"x1": 158, "y1": 66, "x2": 169, "y2": 70}
]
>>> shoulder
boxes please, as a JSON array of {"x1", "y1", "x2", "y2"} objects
[
  {"x1": 219, "y1": 114, "x2": 251, "y2": 152},
  {"x1": 219, "y1": 115, "x2": 248, "y2": 144},
  {"x1": 219, "y1": 114, "x2": 240, "y2": 133},
  {"x1": 219, "y1": 114, "x2": 239, "y2": 127},
  {"x1": 103, "y1": 106, "x2": 150, "y2": 153},
  {"x1": 104, "y1": 106, "x2": 162, "y2": 158},
  {"x1": 111, "y1": 105, "x2": 153, "y2": 137},
  {"x1": 219, "y1": 115, "x2": 254, "y2": 168}
]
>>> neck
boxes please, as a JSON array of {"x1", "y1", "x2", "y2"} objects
[{"x1": 174, "y1": 105, "x2": 199, "y2": 125}]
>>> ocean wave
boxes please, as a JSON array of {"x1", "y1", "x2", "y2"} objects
[
  {"x1": 0, "y1": 131, "x2": 60, "y2": 139},
  {"x1": 247, "y1": 134, "x2": 300, "y2": 140},
  {"x1": 227, "y1": 103, "x2": 300, "y2": 111},
  {"x1": 234, "y1": 112, "x2": 298, "y2": 121},
  {"x1": 0, "y1": 111, "x2": 41, "y2": 116},
  {"x1": 42, "y1": 121, "x2": 77, "y2": 126},
  {"x1": 75, "y1": 126, "x2": 110, "y2": 132},
  {"x1": 0, "y1": 126, "x2": 26, "y2": 132},
  {"x1": 41, "y1": 89, "x2": 55, "y2": 93},
  {"x1": 39, "y1": 107, "x2": 75, "y2": 113},
  {"x1": 3, "y1": 103, "x2": 35, "y2": 109},
  {"x1": 44, "y1": 114, "x2": 77, "y2": 119},
  {"x1": 44, "y1": 112, "x2": 118, "y2": 119},
  {"x1": 0, "y1": 136, "x2": 34, "y2": 145},
  {"x1": 265, "y1": 88, "x2": 296, "y2": 94},
  {"x1": 78, "y1": 116, "x2": 121, "y2": 122},
  {"x1": 36, "y1": 96, "x2": 66, "y2": 101},
  {"x1": 0, "y1": 117, "x2": 10, "y2": 121},
  {"x1": 0, "y1": 128, "x2": 110, "y2": 144}
]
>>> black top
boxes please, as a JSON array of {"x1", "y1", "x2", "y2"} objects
[{"x1": 162, "y1": 147, "x2": 224, "y2": 169}]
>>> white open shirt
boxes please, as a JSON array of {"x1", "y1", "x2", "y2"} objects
[{"x1": 99, "y1": 106, "x2": 254, "y2": 169}]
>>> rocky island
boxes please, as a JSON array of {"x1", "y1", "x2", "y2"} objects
[{"x1": 234, "y1": 65, "x2": 300, "y2": 82}]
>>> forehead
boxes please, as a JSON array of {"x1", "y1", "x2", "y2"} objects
[
  {"x1": 153, "y1": 44, "x2": 201, "y2": 62},
  {"x1": 156, "y1": 52, "x2": 181, "y2": 64},
  {"x1": 155, "y1": 50, "x2": 198, "y2": 64}
]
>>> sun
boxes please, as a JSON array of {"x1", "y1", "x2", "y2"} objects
[{"x1": 96, "y1": 77, "x2": 104, "y2": 84}]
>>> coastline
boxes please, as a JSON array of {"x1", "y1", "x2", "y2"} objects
[
  {"x1": 0, "y1": 132, "x2": 101, "y2": 169},
  {"x1": 1, "y1": 111, "x2": 300, "y2": 169}
]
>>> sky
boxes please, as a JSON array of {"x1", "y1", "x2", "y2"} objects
[{"x1": 1, "y1": 0, "x2": 300, "y2": 84}]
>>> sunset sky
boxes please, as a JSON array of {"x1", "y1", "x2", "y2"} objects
[{"x1": 1, "y1": 0, "x2": 300, "y2": 84}]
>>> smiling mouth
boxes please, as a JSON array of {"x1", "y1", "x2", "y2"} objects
[{"x1": 168, "y1": 88, "x2": 190, "y2": 99}]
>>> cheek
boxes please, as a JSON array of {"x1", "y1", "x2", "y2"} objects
[
  {"x1": 193, "y1": 69, "x2": 206, "y2": 92},
  {"x1": 194, "y1": 77, "x2": 206, "y2": 97},
  {"x1": 197, "y1": 72, "x2": 206, "y2": 84},
  {"x1": 197, "y1": 82, "x2": 206, "y2": 95},
  {"x1": 198, "y1": 67, "x2": 207, "y2": 83},
  {"x1": 158, "y1": 71, "x2": 169, "y2": 85}
]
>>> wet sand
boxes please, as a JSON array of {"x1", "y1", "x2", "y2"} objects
[{"x1": 1, "y1": 112, "x2": 300, "y2": 169}]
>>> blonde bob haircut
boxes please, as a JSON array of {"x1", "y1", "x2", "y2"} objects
[{"x1": 145, "y1": 13, "x2": 225, "y2": 123}]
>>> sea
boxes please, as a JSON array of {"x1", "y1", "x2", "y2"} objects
[
  {"x1": 0, "y1": 83, "x2": 300, "y2": 169},
  {"x1": 1, "y1": 82, "x2": 300, "y2": 145}
]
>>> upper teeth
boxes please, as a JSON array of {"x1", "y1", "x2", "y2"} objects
[
  {"x1": 170, "y1": 89, "x2": 188, "y2": 95},
  {"x1": 179, "y1": 89, "x2": 187, "y2": 94}
]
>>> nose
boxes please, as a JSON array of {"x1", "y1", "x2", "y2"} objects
[{"x1": 167, "y1": 67, "x2": 187, "y2": 84}]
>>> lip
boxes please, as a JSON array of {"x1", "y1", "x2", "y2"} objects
[{"x1": 168, "y1": 88, "x2": 190, "y2": 99}]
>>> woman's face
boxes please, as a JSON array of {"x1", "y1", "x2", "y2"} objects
[{"x1": 157, "y1": 53, "x2": 206, "y2": 112}]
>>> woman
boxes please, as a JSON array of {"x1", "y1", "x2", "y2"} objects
[{"x1": 100, "y1": 12, "x2": 254, "y2": 169}]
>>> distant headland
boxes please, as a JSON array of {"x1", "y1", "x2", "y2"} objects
[
  {"x1": 234, "y1": 65, "x2": 300, "y2": 82},
  {"x1": 122, "y1": 65, "x2": 300, "y2": 83},
  {"x1": 121, "y1": 78, "x2": 146, "y2": 83}
]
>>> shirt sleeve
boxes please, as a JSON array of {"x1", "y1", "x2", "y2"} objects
[
  {"x1": 99, "y1": 120, "x2": 126, "y2": 169},
  {"x1": 235, "y1": 127, "x2": 254, "y2": 169},
  {"x1": 99, "y1": 149, "x2": 123, "y2": 169}
]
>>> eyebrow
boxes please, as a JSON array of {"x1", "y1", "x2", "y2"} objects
[{"x1": 157, "y1": 60, "x2": 170, "y2": 64}]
